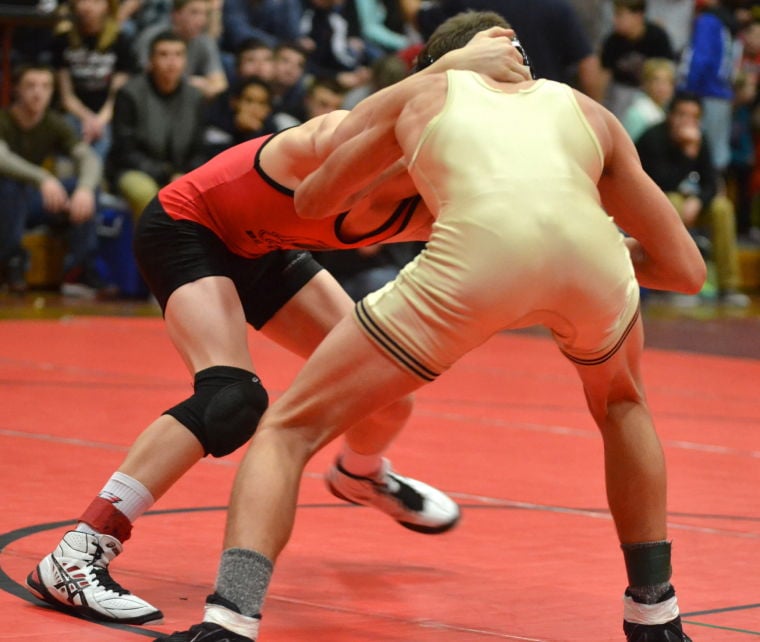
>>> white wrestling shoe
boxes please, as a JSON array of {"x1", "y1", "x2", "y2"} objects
[
  {"x1": 326, "y1": 458, "x2": 461, "y2": 534},
  {"x1": 26, "y1": 530, "x2": 163, "y2": 624}
]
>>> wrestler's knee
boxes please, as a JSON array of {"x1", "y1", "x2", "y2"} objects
[{"x1": 164, "y1": 366, "x2": 269, "y2": 457}]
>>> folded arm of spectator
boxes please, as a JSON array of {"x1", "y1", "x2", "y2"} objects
[{"x1": 0, "y1": 140, "x2": 51, "y2": 185}]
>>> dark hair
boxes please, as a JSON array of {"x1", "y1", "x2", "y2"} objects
[
  {"x1": 232, "y1": 75, "x2": 272, "y2": 100},
  {"x1": 149, "y1": 30, "x2": 186, "y2": 56},
  {"x1": 307, "y1": 75, "x2": 346, "y2": 96},
  {"x1": 414, "y1": 10, "x2": 534, "y2": 78},
  {"x1": 12, "y1": 63, "x2": 54, "y2": 85},
  {"x1": 668, "y1": 90, "x2": 702, "y2": 114},
  {"x1": 371, "y1": 54, "x2": 407, "y2": 89},
  {"x1": 236, "y1": 38, "x2": 272, "y2": 58},
  {"x1": 416, "y1": 11, "x2": 510, "y2": 71},
  {"x1": 613, "y1": 0, "x2": 646, "y2": 13},
  {"x1": 173, "y1": 0, "x2": 207, "y2": 10},
  {"x1": 274, "y1": 40, "x2": 307, "y2": 59}
]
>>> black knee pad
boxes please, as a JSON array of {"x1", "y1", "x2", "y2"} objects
[{"x1": 165, "y1": 365, "x2": 269, "y2": 457}]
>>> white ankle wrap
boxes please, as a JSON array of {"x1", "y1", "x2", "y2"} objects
[
  {"x1": 204, "y1": 603, "x2": 260, "y2": 639},
  {"x1": 623, "y1": 593, "x2": 679, "y2": 625}
]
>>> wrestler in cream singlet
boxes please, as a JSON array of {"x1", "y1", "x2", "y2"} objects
[{"x1": 355, "y1": 71, "x2": 640, "y2": 381}]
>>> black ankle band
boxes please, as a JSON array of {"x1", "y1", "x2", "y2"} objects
[{"x1": 622, "y1": 540, "x2": 672, "y2": 588}]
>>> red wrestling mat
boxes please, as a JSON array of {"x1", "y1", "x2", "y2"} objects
[{"x1": 1, "y1": 317, "x2": 758, "y2": 641}]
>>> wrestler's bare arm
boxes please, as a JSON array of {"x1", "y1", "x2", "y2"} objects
[
  {"x1": 260, "y1": 110, "x2": 350, "y2": 189},
  {"x1": 294, "y1": 121, "x2": 405, "y2": 219},
  {"x1": 581, "y1": 93, "x2": 706, "y2": 294},
  {"x1": 294, "y1": 74, "x2": 446, "y2": 219}
]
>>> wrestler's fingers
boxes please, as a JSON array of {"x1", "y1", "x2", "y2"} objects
[{"x1": 469, "y1": 26, "x2": 516, "y2": 41}]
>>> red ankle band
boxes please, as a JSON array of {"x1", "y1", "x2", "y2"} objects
[{"x1": 79, "y1": 496, "x2": 133, "y2": 543}]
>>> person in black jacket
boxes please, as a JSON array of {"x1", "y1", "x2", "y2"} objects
[
  {"x1": 636, "y1": 91, "x2": 749, "y2": 306},
  {"x1": 107, "y1": 30, "x2": 207, "y2": 219},
  {"x1": 599, "y1": 0, "x2": 675, "y2": 118}
]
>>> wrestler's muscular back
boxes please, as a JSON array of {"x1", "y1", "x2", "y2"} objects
[{"x1": 394, "y1": 74, "x2": 612, "y2": 171}]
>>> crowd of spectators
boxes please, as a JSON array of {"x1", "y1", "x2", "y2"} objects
[
  {"x1": 0, "y1": 0, "x2": 759, "y2": 305},
  {"x1": 597, "y1": 0, "x2": 758, "y2": 306}
]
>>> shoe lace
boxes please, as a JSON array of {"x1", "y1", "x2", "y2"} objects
[
  {"x1": 91, "y1": 565, "x2": 131, "y2": 595},
  {"x1": 89, "y1": 542, "x2": 129, "y2": 595}
]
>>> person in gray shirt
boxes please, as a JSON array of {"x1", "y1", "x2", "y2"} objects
[{"x1": 134, "y1": 0, "x2": 228, "y2": 99}]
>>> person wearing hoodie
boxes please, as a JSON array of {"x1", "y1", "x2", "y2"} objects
[{"x1": 678, "y1": 0, "x2": 740, "y2": 173}]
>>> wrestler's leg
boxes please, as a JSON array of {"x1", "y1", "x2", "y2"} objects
[
  {"x1": 573, "y1": 317, "x2": 665, "y2": 544},
  {"x1": 233, "y1": 314, "x2": 424, "y2": 552},
  {"x1": 572, "y1": 316, "x2": 690, "y2": 641},
  {"x1": 260, "y1": 270, "x2": 457, "y2": 535},
  {"x1": 26, "y1": 276, "x2": 255, "y2": 625},
  {"x1": 119, "y1": 275, "x2": 255, "y2": 497},
  {"x1": 260, "y1": 269, "x2": 412, "y2": 455},
  {"x1": 179, "y1": 315, "x2": 425, "y2": 641}
]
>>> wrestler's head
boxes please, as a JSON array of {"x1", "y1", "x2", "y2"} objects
[{"x1": 415, "y1": 10, "x2": 535, "y2": 77}]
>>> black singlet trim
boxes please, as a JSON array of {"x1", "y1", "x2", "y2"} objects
[
  {"x1": 355, "y1": 299, "x2": 438, "y2": 381},
  {"x1": 561, "y1": 306, "x2": 640, "y2": 366},
  {"x1": 334, "y1": 195, "x2": 421, "y2": 245},
  {"x1": 253, "y1": 132, "x2": 295, "y2": 197}
]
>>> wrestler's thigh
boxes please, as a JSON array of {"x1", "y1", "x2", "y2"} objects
[
  {"x1": 264, "y1": 314, "x2": 424, "y2": 449},
  {"x1": 165, "y1": 275, "x2": 253, "y2": 374},
  {"x1": 260, "y1": 270, "x2": 354, "y2": 358},
  {"x1": 571, "y1": 314, "x2": 646, "y2": 417}
]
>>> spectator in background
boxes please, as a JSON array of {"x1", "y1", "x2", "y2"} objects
[
  {"x1": 134, "y1": 0, "x2": 228, "y2": 100},
  {"x1": 0, "y1": 64, "x2": 113, "y2": 298},
  {"x1": 622, "y1": 57, "x2": 676, "y2": 142},
  {"x1": 107, "y1": 31, "x2": 207, "y2": 219},
  {"x1": 220, "y1": 0, "x2": 303, "y2": 52},
  {"x1": 51, "y1": 0, "x2": 134, "y2": 160},
  {"x1": 342, "y1": 50, "x2": 407, "y2": 108},
  {"x1": 232, "y1": 38, "x2": 276, "y2": 83},
  {"x1": 207, "y1": 39, "x2": 276, "y2": 140},
  {"x1": 678, "y1": 0, "x2": 740, "y2": 174},
  {"x1": 567, "y1": 0, "x2": 610, "y2": 50},
  {"x1": 117, "y1": 0, "x2": 172, "y2": 36},
  {"x1": 573, "y1": 0, "x2": 694, "y2": 60},
  {"x1": 353, "y1": 0, "x2": 418, "y2": 59},
  {"x1": 728, "y1": 66, "x2": 756, "y2": 239},
  {"x1": 409, "y1": 0, "x2": 604, "y2": 101},
  {"x1": 636, "y1": 91, "x2": 750, "y2": 307},
  {"x1": 274, "y1": 75, "x2": 347, "y2": 128},
  {"x1": 731, "y1": 17, "x2": 760, "y2": 240},
  {"x1": 204, "y1": 76, "x2": 276, "y2": 157},
  {"x1": 299, "y1": 0, "x2": 373, "y2": 90},
  {"x1": 645, "y1": 0, "x2": 694, "y2": 56},
  {"x1": 269, "y1": 41, "x2": 310, "y2": 119},
  {"x1": 599, "y1": 0, "x2": 675, "y2": 119}
]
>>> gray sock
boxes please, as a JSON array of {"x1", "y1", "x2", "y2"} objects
[{"x1": 215, "y1": 548, "x2": 273, "y2": 618}]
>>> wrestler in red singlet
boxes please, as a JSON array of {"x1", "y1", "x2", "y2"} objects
[{"x1": 159, "y1": 134, "x2": 425, "y2": 258}]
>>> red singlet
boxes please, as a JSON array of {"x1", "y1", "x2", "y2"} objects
[{"x1": 158, "y1": 135, "x2": 421, "y2": 259}]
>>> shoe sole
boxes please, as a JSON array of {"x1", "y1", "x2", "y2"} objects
[
  {"x1": 26, "y1": 566, "x2": 164, "y2": 625},
  {"x1": 327, "y1": 481, "x2": 461, "y2": 535}
]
